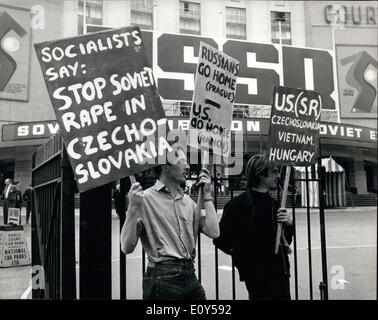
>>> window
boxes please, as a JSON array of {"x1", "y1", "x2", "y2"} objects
[
  {"x1": 233, "y1": 105, "x2": 249, "y2": 118},
  {"x1": 179, "y1": 1, "x2": 201, "y2": 35},
  {"x1": 131, "y1": 0, "x2": 154, "y2": 30},
  {"x1": 184, "y1": 2, "x2": 189, "y2": 13},
  {"x1": 271, "y1": 11, "x2": 292, "y2": 45},
  {"x1": 179, "y1": 102, "x2": 191, "y2": 116},
  {"x1": 226, "y1": 7, "x2": 247, "y2": 40},
  {"x1": 78, "y1": 0, "x2": 103, "y2": 35}
]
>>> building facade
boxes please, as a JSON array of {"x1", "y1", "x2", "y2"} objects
[
  {"x1": 303, "y1": 1, "x2": 377, "y2": 194},
  {"x1": 0, "y1": 0, "x2": 376, "y2": 196}
]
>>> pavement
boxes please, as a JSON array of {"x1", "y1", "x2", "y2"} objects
[{"x1": 0, "y1": 206, "x2": 376, "y2": 300}]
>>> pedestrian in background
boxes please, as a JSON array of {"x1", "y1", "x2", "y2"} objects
[
  {"x1": 13, "y1": 182, "x2": 23, "y2": 223},
  {"x1": 215, "y1": 172, "x2": 223, "y2": 196},
  {"x1": 1, "y1": 179, "x2": 15, "y2": 225},
  {"x1": 23, "y1": 185, "x2": 33, "y2": 224}
]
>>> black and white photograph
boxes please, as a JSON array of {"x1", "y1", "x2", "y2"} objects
[{"x1": 0, "y1": 0, "x2": 377, "y2": 313}]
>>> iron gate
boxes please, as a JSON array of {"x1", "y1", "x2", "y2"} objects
[{"x1": 31, "y1": 132, "x2": 328, "y2": 300}]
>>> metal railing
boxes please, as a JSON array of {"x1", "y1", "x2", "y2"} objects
[
  {"x1": 31, "y1": 132, "x2": 76, "y2": 299},
  {"x1": 31, "y1": 133, "x2": 328, "y2": 300}
]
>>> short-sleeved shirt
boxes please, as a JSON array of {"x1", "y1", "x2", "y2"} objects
[{"x1": 136, "y1": 180, "x2": 211, "y2": 263}]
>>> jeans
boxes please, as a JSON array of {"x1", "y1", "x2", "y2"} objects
[
  {"x1": 26, "y1": 202, "x2": 32, "y2": 224},
  {"x1": 143, "y1": 259, "x2": 206, "y2": 300}
]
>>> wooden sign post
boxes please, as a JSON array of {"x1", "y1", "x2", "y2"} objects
[
  {"x1": 275, "y1": 166, "x2": 291, "y2": 254},
  {"x1": 195, "y1": 150, "x2": 209, "y2": 216}
]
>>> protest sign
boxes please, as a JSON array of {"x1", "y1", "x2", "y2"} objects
[
  {"x1": 7, "y1": 208, "x2": 21, "y2": 225},
  {"x1": 0, "y1": 225, "x2": 31, "y2": 268},
  {"x1": 189, "y1": 42, "x2": 239, "y2": 156},
  {"x1": 35, "y1": 26, "x2": 171, "y2": 192},
  {"x1": 266, "y1": 86, "x2": 322, "y2": 166},
  {"x1": 266, "y1": 86, "x2": 322, "y2": 254}
]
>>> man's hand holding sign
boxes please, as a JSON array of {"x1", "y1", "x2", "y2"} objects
[{"x1": 266, "y1": 86, "x2": 322, "y2": 254}]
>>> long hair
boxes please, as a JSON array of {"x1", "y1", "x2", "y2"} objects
[{"x1": 245, "y1": 153, "x2": 271, "y2": 189}]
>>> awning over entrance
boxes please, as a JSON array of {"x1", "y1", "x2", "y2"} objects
[
  {"x1": 294, "y1": 157, "x2": 345, "y2": 173},
  {"x1": 294, "y1": 157, "x2": 347, "y2": 208}
]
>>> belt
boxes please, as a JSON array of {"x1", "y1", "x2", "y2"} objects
[{"x1": 148, "y1": 258, "x2": 194, "y2": 269}]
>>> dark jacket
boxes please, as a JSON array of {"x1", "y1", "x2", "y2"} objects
[
  {"x1": 1, "y1": 185, "x2": 16, "y2": 203},
  {"x1": 23, "y1": 188, "x2": 33, "y2": 203},
  {"x1": 14, "y1": 189, "x2": 22, "y2": 209},
  {"x1": 213, "y1": 190, "x2": 293, "y2": 281}
]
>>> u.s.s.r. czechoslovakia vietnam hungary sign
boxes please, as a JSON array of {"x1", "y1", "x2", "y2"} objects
[{"x1": 266, "y1": 86, "x2": 322, "y2": 166}]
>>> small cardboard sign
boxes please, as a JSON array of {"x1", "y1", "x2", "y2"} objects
[
  {"x1": 35, "y1": 26, "x2": 172, "y2": 192},
  {"x1": 266, "y1": 86, "x2": 322, "y2": 166},
  {"x1": 0, "y1": 225, "x2": 31, "y2": 268},
  {"x1": 7, "y1": 208, "x2": 21, "y2": 225},
  {"x1": 189, "y1": 42, "x2": 239, "y2": 156}
]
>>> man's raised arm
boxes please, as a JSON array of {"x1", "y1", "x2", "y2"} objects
[{"x1": 120, "y1": 182, "x2": 144, "y2": 254}]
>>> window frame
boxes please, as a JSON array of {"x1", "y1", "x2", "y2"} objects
[
  {"x1": 270, "y1": 10, "x2": 292, "y2": 45},
  {"x1": 78, "y1": 0, "x2": 103, "y2": 35}
]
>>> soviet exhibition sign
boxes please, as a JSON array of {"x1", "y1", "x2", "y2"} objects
[
  {"x1": 35, "y1": 26, "x2": 171, "y2": 192},
  {"x1": 3, "y1": 118, "x2": 377, "y2": 144}
]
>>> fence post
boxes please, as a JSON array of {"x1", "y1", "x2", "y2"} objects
[
  {"x1": 213, "y1": 164, "x2": 219, "y2": 300},
  {"x1": 31, "y1": 153, "x2": 44, "y2": 299},
  {"x1": 60, "y1": 147, "x2": 77, "y2": 299},
  {"x1": 80, "y1": 183, "x2": 112, "y2": 299},
  {"x1": 305, "y1": 166, "x2": 314, "y2": 300},
  {"x1": 120, "y1": 177, "x2": 128, "y2": 299},
  {"x1": 230, "y1": 178, "x2": 236, "y2": 300},
  {"x1": 318, "y1": 160, "x2": 329, "y2": 300},
  {"x1": 291, "y1": 184, "x2": 299, "y2": 300}
]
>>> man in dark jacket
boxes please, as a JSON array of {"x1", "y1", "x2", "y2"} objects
[
  {"x1": 1, "y1": 179, "x2": 16, "y2": 224},
  {"x1": 13, "y1": 182, "x2": 23, "y2": 224},
  {"x1": 13, "y1": 182, "x2": 22, "y2": 208},
  {"x1": 23, "y1": 185, "x2": 33, "y2": 224},
  {"x1": 214, "y1": 153, "x2": 293, "y2": 300}
]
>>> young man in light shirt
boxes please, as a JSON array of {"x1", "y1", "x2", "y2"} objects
[{"x1": 121, "y1": 149, "x2": 219, "y2": 300}]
